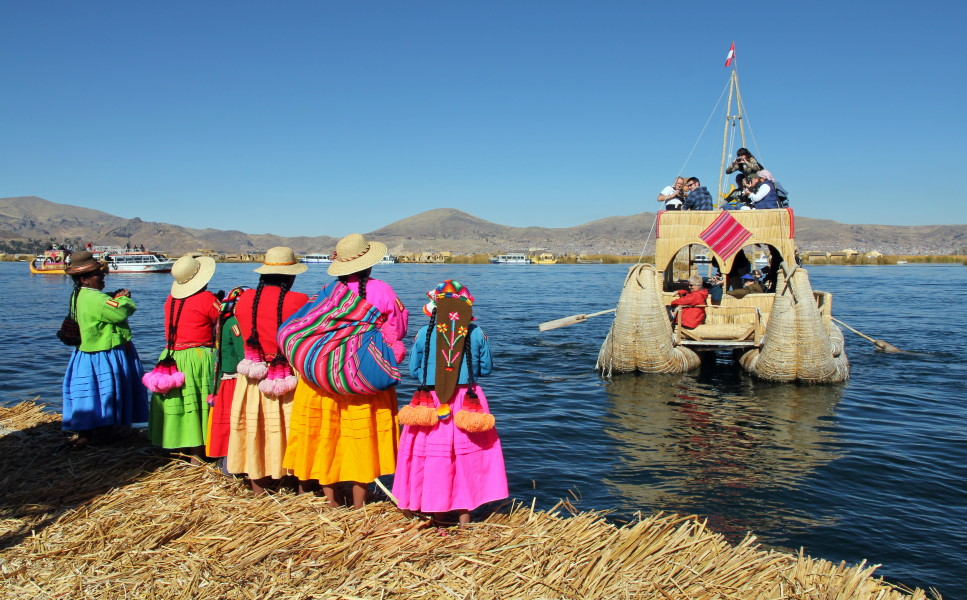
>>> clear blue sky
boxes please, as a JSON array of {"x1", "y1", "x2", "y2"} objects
[{"x1": 3, "y1": 1, "x2": 964, "y2": 236}]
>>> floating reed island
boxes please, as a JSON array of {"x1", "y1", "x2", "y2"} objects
[{"x1": 1, "y1": 401, "x2": 937, "y2": 600}]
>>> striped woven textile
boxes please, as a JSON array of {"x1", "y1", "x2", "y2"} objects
[
  {"x1": 700, "y1": 211, "x2": 752, "y2": 260},
  {"x1": 278, "y1": 281, "x2": 400, "y2": 395}
]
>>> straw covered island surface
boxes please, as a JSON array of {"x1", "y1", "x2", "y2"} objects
[{"x1": 0, "y1": 400, "x2": 938, "y2": 600}]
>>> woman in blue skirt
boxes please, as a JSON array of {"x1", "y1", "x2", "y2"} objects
[{"x1": 61, "y1": 251, "x2": 149, "y2": 447}]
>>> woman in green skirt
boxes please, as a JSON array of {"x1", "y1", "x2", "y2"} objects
[{"x1": 145, "y1": 254, "x2": 220, "y2": 462}]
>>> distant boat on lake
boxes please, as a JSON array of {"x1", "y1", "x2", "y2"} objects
[{"x1": 491, "y1": 253, "x2": 531, "y2": 264}]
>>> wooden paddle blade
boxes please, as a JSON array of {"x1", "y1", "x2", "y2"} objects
[
  {"x1": 538, "y1": 314, "x2": 588, "y2": 332},
  {"x1": 874, "y1": 340, "x2": 903, "y2": 353}
]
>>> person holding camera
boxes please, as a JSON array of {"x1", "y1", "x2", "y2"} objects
[
  {"x1": 742, "y1": 173, "x2": 780, "y2": 209},
  {"x1": 657, "y1": 176, "x2": 685, "y2": 211},
  {"x1": 61, "y1": 251, "x2": 148, "y2": 449},
  {"x1": 726, "y1": 147, "x2": 764, "y2": 178}
]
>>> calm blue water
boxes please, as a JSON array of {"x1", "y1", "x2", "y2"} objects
[{"x1": 3, "y1": 262, "x2": 965, "y2": 598}]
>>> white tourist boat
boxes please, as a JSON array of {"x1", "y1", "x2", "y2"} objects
[
  {"x1": 300, "y1": 254, "x2": 332, "y2": 263},
  {"x1": 490, "y1": 253, "x2": 532, "y2": 264},
  {"x1": 378, "y1": 254, "x2": 396, "y2": 264},
  {"x1": 104, "y1": 251, "x2": 175, "y2": 274}
]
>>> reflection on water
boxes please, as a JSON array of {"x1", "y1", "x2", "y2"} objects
[{"x1": 603, "y1": 368, "x2": 844, "y2": 541}]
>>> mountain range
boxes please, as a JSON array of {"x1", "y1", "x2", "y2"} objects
[{"x1": 1, "y1": 196, "x2": 964, "y2": 256}]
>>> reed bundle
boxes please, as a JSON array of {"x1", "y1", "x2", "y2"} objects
[
  {"x1": 0, "y1": 401, "x2": 933, "y2": 599},
  {"x1": 598, "y1": 264, "x2": 700, "y2": 375}
]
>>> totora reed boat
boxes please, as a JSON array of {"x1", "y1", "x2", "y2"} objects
[{"x1": 595, "y1": 59, "x2": 848, "y2": 383}]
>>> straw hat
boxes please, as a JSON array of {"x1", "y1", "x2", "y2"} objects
[
  {"x1": 64, "y1": 251, "x2": 108, "y2": 276},
  {"x1": 327, "y1": 233, "x2": 387, "y2": 277},
  {"x1": 254, "y1": 246, "x2": 307, "y2": 275},
  {"x1": 170, "y1": 253, "x2": 216, "y2": 299}
]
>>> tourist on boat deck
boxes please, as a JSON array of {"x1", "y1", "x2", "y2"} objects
[
  {"x1": 393, "y1": 280, "x2": 507, "y2": 527},
  {"x1": 282, "y1": 233, "x2": 408, "y2": 508},
  {"x1": 226, "y1": 246, "x2": 308, "y2": 494},
  {"x1": 657, "y1": 177, "x2": 685, "y2": 211},
  {"x1": 727, "y1": 273, "x2": 765, "y2": 299},
  {"x1": 722, "y1": 173, "x2": 749, "y2": 210},
  {"x1": 61, "y1": 251, "x2": 148, "y2": 449},
  {"x1": 682, "y1": 177, "x2": 713, "y2": 210},
  {"x1": 146, "y1": 254, "x2": 220, "y2": 463},
  {"x1": 725, "y1": 147, "x2": 764, "y2": 178},
  {"x1": 668, "y1": 275, "x2": 708, "y2": 329},
  {"x1": 742, "y1": 173, "x2": 780, "y2": 209}
]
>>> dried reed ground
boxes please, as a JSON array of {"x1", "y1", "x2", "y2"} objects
[{"x1": 0, "y1": 401, "x2": 938, "y2": 600}]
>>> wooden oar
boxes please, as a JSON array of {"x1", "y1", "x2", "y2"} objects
[
  {"x1": 831, "y1": 317, "x2": 904, "y2": 353},
  {"x1": 538, "y1": 308, "x2": 616, "y2": 332}
]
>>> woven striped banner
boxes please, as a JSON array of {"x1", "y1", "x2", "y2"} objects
[
  {"x1": 278, "y1": 281, "x2": 400, "y2": 395},
  {"x1": 699, "y1": 211, "x2": 753, "y2": 260}
]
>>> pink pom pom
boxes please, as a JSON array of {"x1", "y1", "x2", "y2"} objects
[
  {"x1": 171, "y1": 371, "x2": 186, "y2": 388},
  {"x1": 206, "y1": 394, "x2": 216, "y2": 407}
]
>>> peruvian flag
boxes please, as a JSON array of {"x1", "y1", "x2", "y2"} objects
[{"x1": 725, "y1": 42, "x2": 735, "y2": 67}]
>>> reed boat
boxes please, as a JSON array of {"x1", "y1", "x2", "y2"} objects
[
  {"x1": 28, "y1": 250, "x2": 68, "y2": 274},
  {"x1": 532, "y1": 252, "x2": 558, "y2": 264},
  {"x1": 596, "y1": 209, "x2": 848, "y2": 382},
  {"x1": 596, "y1": 57, "x2": 848, "y2": 383}
]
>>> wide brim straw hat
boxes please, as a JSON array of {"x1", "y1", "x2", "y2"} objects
[
  {"x1": 254, "y1": 246, "x2": 307, "y2": 275},
  {"x1": 327, "y1": 233, "x2": 387, "y2": 277},
  {"x1": 64, "y1": 251, "x2": 108, "y2": 276},
  {"x1": 170, "y1": 253, "x2": 216, "y2": 299}
]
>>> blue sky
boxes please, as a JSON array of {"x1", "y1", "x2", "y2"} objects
[{"x1": 3, "y1": 1, "x2": 965, "y2": 237}]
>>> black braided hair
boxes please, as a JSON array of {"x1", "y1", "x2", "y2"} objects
[
  {"x1": 249, "y1": 275, "x2": 295, "y2": 361},
  {"x1": 420, "y1": 309, "x2": 436, "y2": 387},
  {"x1": 68, "y1": 277, "x2": 81, "y2": 320},
  {"x1": 338, "y1": 267, "x2": 372, "y2": 300},
  {"x1": 247, "y1": 279, "x2": 266, "y2": 356},
  {"x1": 463, "y1": 325, "x2": 475, "y2": 384}
]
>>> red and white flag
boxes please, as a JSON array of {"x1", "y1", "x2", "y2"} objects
[{"x1": 724, "y1": 42, "x2": 735, "y2": 67}]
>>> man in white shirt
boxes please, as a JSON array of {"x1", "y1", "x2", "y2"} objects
[{"x1": 657, "y1": 177, "x2": 685, "y2": 211}]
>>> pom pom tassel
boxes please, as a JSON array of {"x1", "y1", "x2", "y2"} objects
[
  {"x1": 142, "y1": 359, "x2": 186, "y2": 394},
  {"x1": 398, "y1": 388, "x2": 440, "y2": 427},
  {"x1": 454, "y1": 389, "x2": 495, "y2": 432},
  {"x1": 237, "y1": 347, "x2": 268, "y2": 379}
]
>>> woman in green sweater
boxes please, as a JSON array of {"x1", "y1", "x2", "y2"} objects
[{"x1": 62, "y1": 251, "x2": 149, "y2": 447}]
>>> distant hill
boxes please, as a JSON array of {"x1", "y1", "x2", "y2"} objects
[{"x1": 1, "y1": 196, "x2": 964, "y2": 255}]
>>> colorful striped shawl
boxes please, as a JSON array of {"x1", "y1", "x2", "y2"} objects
[{"x1": 278, "y1": 281, "x2": 401, "y2": 395}]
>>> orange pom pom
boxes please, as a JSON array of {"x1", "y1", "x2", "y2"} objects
[{"x1": 454, "y1": 410, "x2": 495, "y2": 433}]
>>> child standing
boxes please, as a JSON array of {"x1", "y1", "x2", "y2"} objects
[{"x1": 393, "y1": 280, "x2": 508, "y2": 526}]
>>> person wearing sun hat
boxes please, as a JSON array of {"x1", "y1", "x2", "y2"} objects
[
  {"x1": 393, "y1": 280, "x2": 507, "y2": 526},
  {"x1": 61, "y1": 251, "x2": 148, "y2": 448},
  {"x1": 146, "y1": 253, "x2": 221, "y2": 462},
  {"x1": 226, "y1": 246, "x2": 309, "y2": 494},
  {"x1": 283, "y1": 233, "x2": 409, "y2": 506}
]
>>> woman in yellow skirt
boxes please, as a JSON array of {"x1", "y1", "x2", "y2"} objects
[{"x1": 283, "y1": 233, "x2": 408, "y2": 508}]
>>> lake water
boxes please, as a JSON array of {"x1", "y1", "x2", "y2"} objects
[{"x1": 3, "y1": 261, "x2": 965, "y2": 598}]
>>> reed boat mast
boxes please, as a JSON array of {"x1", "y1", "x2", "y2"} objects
[{"x1": 717, "y1": 69, "x2": 746, "y2": 204}]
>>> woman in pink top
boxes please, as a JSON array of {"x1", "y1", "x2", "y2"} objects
[{"x1": 283, "y1": 233, "x2": 408, "y2": 507}]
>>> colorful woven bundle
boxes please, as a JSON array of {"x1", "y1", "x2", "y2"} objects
[{"x1": 278, "y1": 281, "x2": 401, "y2": 395}]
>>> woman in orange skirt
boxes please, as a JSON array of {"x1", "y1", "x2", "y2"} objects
[{"x1": 283, "y1": 233, "x2": 408, "y2": 508}]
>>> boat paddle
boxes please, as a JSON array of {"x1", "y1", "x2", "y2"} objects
[
  {"x1": 538, "y1": 308, "x2": 616, "y2": 332},
  {"x1": 831, "y1": 317, "x2": 904, "y2": 353}
]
